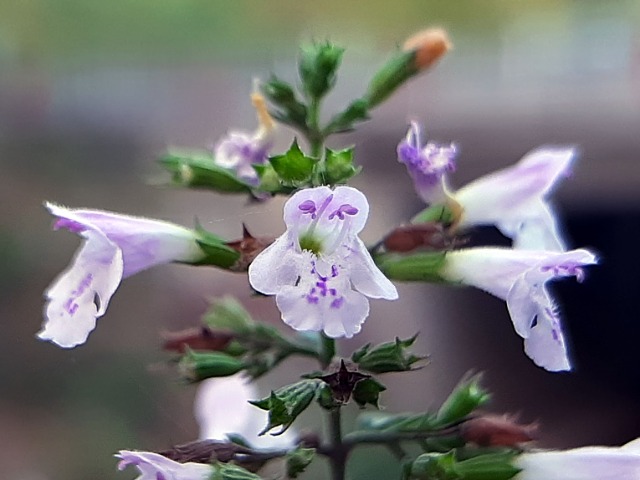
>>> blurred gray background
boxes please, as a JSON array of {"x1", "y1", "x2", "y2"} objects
[{"x1": 1, "y1": 1, "x2": 639, "y2": 478}]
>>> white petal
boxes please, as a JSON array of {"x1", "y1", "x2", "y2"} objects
[
  {"x1": 510, "y1": 202, "x2": 566, "y2": 251},
  {"x1": 116, "y1": 450, "x2": 213, "y2": 480},
  {"x1": 248, "y1": 234, "x2": 298, "y2": 295},
  {"x1": 39, "y1": 230, "x2": 124, "y2": 348},
  {"x1": 522, "y1": 306, "x2": 571, "y2": 372},
  {"x1": 348, "y1": 238, "x2": 398, "y2": 300}
]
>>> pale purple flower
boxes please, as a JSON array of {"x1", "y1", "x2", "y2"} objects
[
  {"x1": 398, "y1": 122, "x2": 575, "y2": 251},
  {"x1": 116, "y1": 450, "x2": 214, "y2": 480},
  {"x1": 441, "y1": 247, "x2": 597, "y2": 371},
  {"x1": 194, "y1": 374, "x2": 296, "y2": 449},
  {"x1": 515, "y1": 438, "x2": 640, "y2": 480},
  {"x1": 40, "y1": 203, "x2": 204, "y2": 348},
  {"x1": 213, "y1": 91, "x2": 275, "y2": 186},
  {"x1": 248, "y1": 186, "x2": 398, "y2": 338}
]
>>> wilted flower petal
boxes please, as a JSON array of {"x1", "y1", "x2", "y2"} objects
[
  {"x1": 116, "y1": 450, "x2": 214, "y2": 480},
  {"x1": 515, "y1": 438, "x2": 640, "y2": 480},
  {"x1": 248, "y1": 186, "x2": 397, "y2": 338},
  {"x1": 40, "y1": 203, "x2": 204, "y2": 348},
  {"x1": 442, "y1": 247, "x2": 597, "y2": 371}
]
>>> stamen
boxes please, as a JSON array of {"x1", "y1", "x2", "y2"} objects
[
  {"x1": 299, "y1": 200, "x2": 317, "y2": 218},
  {"x1": 328, "y1": 204, "x2": 359, "y2": 220}
]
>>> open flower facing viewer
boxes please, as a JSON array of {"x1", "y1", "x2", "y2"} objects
[{"x1": 249, "y1": 186, "x2": 398, "y2": 338}]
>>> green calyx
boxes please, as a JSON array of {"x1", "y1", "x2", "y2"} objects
[{"x1": 298, "y1": 232, "x2": 323, "y2": 255}]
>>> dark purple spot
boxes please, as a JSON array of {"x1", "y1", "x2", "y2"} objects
[
  {"x1": 331, "y1": 265, "x2": 339, "y2": 277},
  {"x1": 54, "y1": 218, "x2": 87, "y2": 234},
  {"x1": 330, "y1": 297, "x2": 345, "y2": 309},
  {"x1": 299, "y1": 200, "x2": 317, "y2": 215}
]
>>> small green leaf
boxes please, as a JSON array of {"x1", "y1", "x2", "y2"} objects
[
  {"x1": 251, "y1": 379, "x2": 321, "y2": 435},
  {"x1": 159, "y1": 150, "x2": 252, "y2": 194},
  {"x1": 407, "y1": 451, "x2": 458, "y2": 480},
  {"x1": 269, "y1": 140, "x2": 318, "y2": 184},
  {"x1": 324, "y1": 147, "x2": 361, "y2": 184},
  {"x1": 286, "y1": 447, "x2": 316, "y2": 478},
  {"x1": 214, "y1": 462, "x2": 263, "y2": 480},
  {"x1": 191, "y1": 221, "x2": 241, "y2": 270},
  {"x1": 352, "y1": 377, "x2": 386, "y2": 408}
]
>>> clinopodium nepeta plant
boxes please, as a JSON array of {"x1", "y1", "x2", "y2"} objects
[{"x1": 39, "y1": 28, "x2": 638, "y2": 480}]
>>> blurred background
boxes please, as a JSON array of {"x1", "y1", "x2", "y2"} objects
[{"x1": 1, "y1": 1, "x2": 640, "y2": 478}]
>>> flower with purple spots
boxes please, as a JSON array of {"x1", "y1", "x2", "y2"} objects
[
  {"x1": 213, "y1": 91, "x2": 275, "y2": 186},
  {"x1": 398, "y1": 122, "x2": 575, "y2": 251},
  {"x1": 248, "y1": 186, "x2": 398, "y2": 338},
  {"x1": 116, "y1": 450, "x2": 214, "y2": 480},
  {"x1": 39, "y1": 203, "x2": 205, "y2": 348},
  {"x1": 441, "y1": 247, "x2": 597, "y2": 371}
]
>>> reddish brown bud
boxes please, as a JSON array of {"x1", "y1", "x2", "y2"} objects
[
  {"x1": 226, "y1": 224, "x2": 274, "y2": 272},
  {"x1": 461, "y1": 414, "x2": 538, "y2": 447},
  {"x1": 383, "y1": 222, "x2": 452, "y2": 253},
  {"x1": 403, "y1": 28, "x2": 452, "y2": 71},
  {"x1": 162, "y1": 327, "x2": 234, "y2": 354}
]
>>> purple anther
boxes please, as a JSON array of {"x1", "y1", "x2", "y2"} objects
[
  {"x1": 298, "y1": 200, "x2": 317, "y2": 218},
  {"x1": 331, "y1": 265, "x2": 339, "y2": 278},
  {"x1": 328, "y1": 204, "x2": 359, "y2": 220}
]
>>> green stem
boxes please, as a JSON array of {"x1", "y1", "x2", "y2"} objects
[
  {"x1": 327, "y1": 407, "x2": 347, "y2": 480},
  {"x1": 319, "y1": 332, "x2": 336, "y2": 369}
]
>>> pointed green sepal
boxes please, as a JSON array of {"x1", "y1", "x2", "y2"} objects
[
  {"x1": 159, "y1": 150, "x2": 253, "y2": 194},
  {"x1": 298, "y1": 42, "x2": 345, "y2": 100},
  {"x1": 192, "y1": 221, "x2": 241, "y2": 269},
  {"x1": 406, "y1": 451, "x2": 457, "y2": 480},
  {"x1": 436, "y1": 375, "x2": 491, "y2": 426},
  {"x1": 286, "y1": 447, "x2": 316, "y2": 479},
  {"x1": 179, "y1": 349, "x2": 245, "y2": 382},
  {"x1": 352, "y1": 377, "x2": 386, "y2": 409},
  {"x1": 269, "y1": 139, "x2": 318, "y2": 185},
  {"x1": 323, "y1": 147, "x2": 361, "y2": 185},
  {"x1": 351, "y1": 334, "x2": 426, "y2": 374},
  {"x1": 250, "y1": 379, "x2": 321, "y2": 435},
  {"x1": 375, "y1": 251, "x2": 447, "y2": 282}
]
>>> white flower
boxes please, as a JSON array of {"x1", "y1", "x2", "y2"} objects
[
  {"x1": 398, "y1": 122, "x2": 574, "y2": 251},
  {"x1": 116, "y1": 450, "x2": 214, "y2": 480},
  {"x1": 442, "y1": 247, "x2": 597, "y2": 371},
  {"x1": 248, "y1": 186, "x2": 398, "y2": 338},
  {"x1": 40, "y1": 203, "x2": 204, "y2": 348},
  {"x1": 194, "y1": 374, "x2": 295, "y2": 449},
  {"x1": 515, "y1": 438, "x2": 640, "y2": 480}
]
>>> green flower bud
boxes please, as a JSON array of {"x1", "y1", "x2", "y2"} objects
[
  {"x1": 286, "y1": 447, "x2": 316, "y2": 479},
  {"x1": 407, "y1": 451, "x2": 457, "y2": 480},
  {"x1": 375, "y1": 251, "x2": 447, "y2": 282},
  {"x1": 352, "y1": 335, "x2": 426, "y2": 373},
  {"x1": 179, "y1": 349, "x2": 245, "y2": 382},
  {"x1": 436, "y1": 375, "x2": 491, "y2": 426},
  {"x1": 298, "y1": 42, "x2": 345, "y2": 100}
]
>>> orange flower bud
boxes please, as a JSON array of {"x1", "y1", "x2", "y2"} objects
[
  {"x1": 403, "y1": 28, "x2": 452, "y2": 71},
  {"x1": 461, "y1": 414, "x2": 538, "y2": 447}
]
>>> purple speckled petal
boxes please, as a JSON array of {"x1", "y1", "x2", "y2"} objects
[
  {"x1": 39, "y1": 230, "x2": 123, "y2": 348},
  {"x1": 116, "y1": 450, "x2": 214, "y2": 480}
]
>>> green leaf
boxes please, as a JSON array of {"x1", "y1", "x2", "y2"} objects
[
  {"x1": 351, "y1": 334, "x2": 427, "y2": 373},
  {"x1": 269, "y1": 139, "x2": 318, "y2": 184},
  {"x1": 286, "y1": 447, "x2": 316, "y2": 478},
  {"x1": 202, "y1": 296, "x2": 255, "y2": 334},
  {"x1": 436, "y1": 375, "x2": 491, "y2": 426},
  {"x1": 454, "y1": 452, "x2": 521, "y2": 480},
  {"x1": 323, "y1": 147, "x2": 361, "y2": 184},
  {"x1": 192, "y1": 221, "x2": 241, "y2": 269},
  {"x1": 352, "y1": 377, "x2": 386, "y2": 408},
  {"x1": 159, "y1": 150, "x2": 252, "y2": 194},
  {"x1": 375, "y1": 251, "x2": 447, "y2": 282},
  {"x1": 298, "y1": 42, "x2": 345, "y2": 100},
  {"x1": 250, "y1": 379, "x2": 321, "y2": 435}
]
